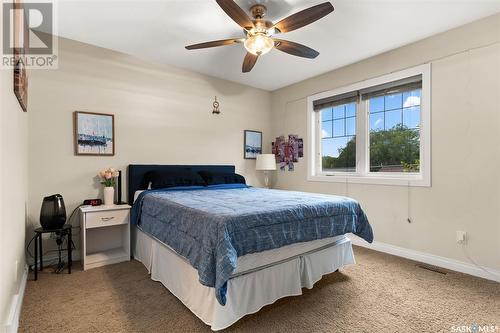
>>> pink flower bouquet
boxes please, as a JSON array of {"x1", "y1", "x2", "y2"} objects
[{"x1": 98, "y1": 168, "x2": 119, "y2": 187}]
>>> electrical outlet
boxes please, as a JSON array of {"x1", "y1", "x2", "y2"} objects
[{"x1": 456, "y1": 230, "x2": 467, "y2": 244}]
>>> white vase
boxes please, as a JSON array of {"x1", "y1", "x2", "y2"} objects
[{"x1": 104, "y1": 186, "x2": 114, "y2": 206}]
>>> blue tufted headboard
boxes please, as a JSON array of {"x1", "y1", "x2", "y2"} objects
[{"x1": 127, "y1": 164, "x2": 235, "y2": 204}]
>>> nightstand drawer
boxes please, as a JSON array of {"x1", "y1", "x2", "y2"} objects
[{"x1": 86, "y1": 209, "x2": 129, "y2": 229}]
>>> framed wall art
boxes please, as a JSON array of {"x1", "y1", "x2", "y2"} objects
[
  {"x1": 244, "y1": 130, "x2": 262, "y2": 159},
  {"x1": 13, "y1": 0, "x2": 29, "y2": 112},
  {"x1": 74, "y1": 111, "x2": 115, "y2": 156}
]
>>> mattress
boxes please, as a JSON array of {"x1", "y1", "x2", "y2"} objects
[
  {"x1": 134, "y1": 190, "x2": 144, "y2": 202},
  {"x1": 138, "y1": 224, "x2": 346, "y2": 275}
]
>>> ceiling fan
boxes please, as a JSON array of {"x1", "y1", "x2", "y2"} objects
[{"x1": 185, "y1": 0, "x2": 334, "y2": 73}]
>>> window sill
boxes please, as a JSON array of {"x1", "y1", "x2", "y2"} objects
[{"x1": 307, "y1": 174, "x2": 431, "y2": 187}]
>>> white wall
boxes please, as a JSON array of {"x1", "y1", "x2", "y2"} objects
[
  {"x1": 0, "y1": 4, "x2": 29, "y2": 330},
  {"x1": 28, "y1": 37, "x2": 272, "y2": 252},
  {"x1": 271, "y1": 14, "x2": 500, "y2": 271}
]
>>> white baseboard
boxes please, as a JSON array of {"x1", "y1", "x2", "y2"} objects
[
  {"x1": 350, "y1": 237, "x2": 500, "y2": 283},
  {"x1": 4, "y1": 266, "x2": 28, "y2": 333}
]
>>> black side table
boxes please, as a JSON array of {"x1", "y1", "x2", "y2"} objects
[{"x1": 34, "y1": 224, "x2": 72, "y2": 280}]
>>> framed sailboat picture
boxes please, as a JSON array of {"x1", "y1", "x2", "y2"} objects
[
  {"x1": 73, "y1": 111, "x2": 115, "y2": 156},
  {"x1": 244, "y1": 130, "x2": 262, "y2": 159}
]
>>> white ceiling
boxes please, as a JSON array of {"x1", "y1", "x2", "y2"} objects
[{"x1": 55, "y1": 0, "x2": 500, "y2": 91}]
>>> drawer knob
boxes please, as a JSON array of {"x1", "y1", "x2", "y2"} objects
[{"x1": 101, "y1": 217, "x2": 115, "y2": 222}]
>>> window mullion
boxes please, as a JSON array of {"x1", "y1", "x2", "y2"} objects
[
  {"x1": 365, "y1": 100, "x2": 370, "y2": 176},
  {"x1": 355, "y1": 99, "x2": 366, "y2": 176},
  {"x1": 316, "y1": 115, "x2": 322, "y2": 175}
]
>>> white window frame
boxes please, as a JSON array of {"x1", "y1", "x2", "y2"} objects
[{"x1": 307, "y1": 64, "x2": 431, "y2": 187}]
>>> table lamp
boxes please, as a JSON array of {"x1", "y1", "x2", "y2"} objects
[{"x1": 256, "y1": 154, "x2": 276, "y2": 188}]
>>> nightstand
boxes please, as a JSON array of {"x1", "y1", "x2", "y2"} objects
[{"x1": 79, "y1": 204, "x2": 131, "y2": 270}]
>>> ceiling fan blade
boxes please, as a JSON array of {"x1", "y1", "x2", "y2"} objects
[
  {"x1": 242, "y1": 52, "x2": 258, "y2": 73},
  {"x1": 216, "y1": 0, "x2": 254, "y2": 30},
  {"x1": 185, "y1": 38, "x2": 242, "y2": 50},
  {"x1": 274, "y1": 2, "x2": 334, "y2": 33},
  {"x1": 274, "y1": 39, "x2": 319, "y2": 59}
]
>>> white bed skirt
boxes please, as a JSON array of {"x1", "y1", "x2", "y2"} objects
[{"x1": 133, "y1": 227, "x2": 355, "y2": 331}]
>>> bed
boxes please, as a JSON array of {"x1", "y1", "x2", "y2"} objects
[{"x1": 128, "y1": 164, "x2": 373, "y2": 331}]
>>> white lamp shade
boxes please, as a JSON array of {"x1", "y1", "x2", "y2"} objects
[{"x1": 256, "y1": 154, "x2": 276, "y2": 171}]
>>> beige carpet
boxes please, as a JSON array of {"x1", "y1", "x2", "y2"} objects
[{"x1": 19, "y1": 246, "x2": 499, "y2": 333}]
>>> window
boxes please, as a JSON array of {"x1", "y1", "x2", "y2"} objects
[
  {"x1": 320, "y1": 101, "x2": 356, "y2": 172},
  {"x1": 367, "y1": 85, "x2": 421, "y2": 173},
  {"x1": 307, "y1": 65, "x2": 430, "y2": 186}
]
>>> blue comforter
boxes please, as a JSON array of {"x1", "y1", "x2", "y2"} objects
[{"x1": 131, "y1": 184, "x2": 373, "y2": 305}]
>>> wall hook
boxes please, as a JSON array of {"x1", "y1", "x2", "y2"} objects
[{"x1": 212, "y1": 96, "x2": 220, "y2": 115}]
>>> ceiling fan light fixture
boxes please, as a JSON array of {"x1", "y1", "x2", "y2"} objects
[
  {"x1": 186, "y1": 1, "x2": 335, "y2": 72},
  {"x1": 244, "y1": 34, "x2": 274, "y2": 56}
]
